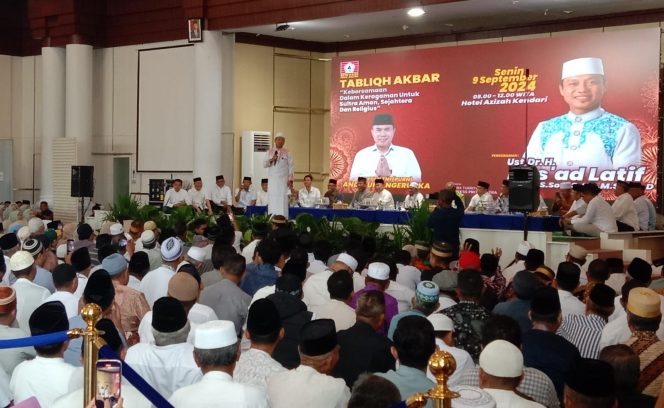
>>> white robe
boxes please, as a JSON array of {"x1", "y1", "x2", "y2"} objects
[{"x1": 264, "y1": 148, "x2": 294, "y2": 217}]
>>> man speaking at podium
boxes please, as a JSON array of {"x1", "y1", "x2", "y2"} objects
[
  {"x1": 264, "y1": 132, "x2": 294, "y2": 217},
  {"x1": 349, "y1": 113, "x2": 422, "y2": 182}
]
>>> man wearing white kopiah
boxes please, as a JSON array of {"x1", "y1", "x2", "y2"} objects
[
  {"x1": 526, "y1": 57, "x2": 641, "y2": 170},
  {"x1": 404, "y1": 182, "x2": 424, "y2": 209},
  {"x1": 264, "y1": 132, "x2": 294, "y2": 217},
  {"x1": 349, "y1": 114, "x2": 422, "y2": 182}
]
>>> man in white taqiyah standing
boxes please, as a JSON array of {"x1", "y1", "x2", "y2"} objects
[{"x1": 264, "y1": 133, "x2": 294, "y2": 217}]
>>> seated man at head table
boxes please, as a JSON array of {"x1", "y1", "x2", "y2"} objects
[
  {"x1": 372, "y1": 179, "x2": 395, "y2": 210},
  {"x1": 324, "y1": 179, "x2": 344, "y2": 207},
  {"x1": 466, "y1": 181, "x2": 495, "y2": 212},
  {"x1": 163, "y1": 179, "x2": 191, "y2": 210},
  {"x1": 350, "y1": 177, "x2": 374, "y2": 208},
  {"x1": 298, "y1": 174, "x2": 321, "y2": 208}
]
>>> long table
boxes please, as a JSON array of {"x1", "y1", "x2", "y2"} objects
[{"x1": 244, "y1": 206, "x2": 561, "y2": 232}]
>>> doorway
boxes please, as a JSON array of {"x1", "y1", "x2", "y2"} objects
[{"x1": 113, "y1": 157, "x2": 130, "y2": 203}]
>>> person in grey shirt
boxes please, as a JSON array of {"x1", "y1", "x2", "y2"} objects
[
  {"x1": 350, "y1": 177, "x2": 374, "y2": 208},
  {"x1": 199, "y1": 253, "x2": 251, "y2": 336}
]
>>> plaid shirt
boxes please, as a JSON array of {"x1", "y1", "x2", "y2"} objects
[
  {"x1": 460, "y1": 365, "x2": 560, "y2": 408},
  {"x1": 482, "y1": 268, "x2": 507, "y2": 300}
]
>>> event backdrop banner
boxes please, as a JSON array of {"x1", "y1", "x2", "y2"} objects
[{"x1": 329, "y1": 28, "x2": 660, "y2": 200}]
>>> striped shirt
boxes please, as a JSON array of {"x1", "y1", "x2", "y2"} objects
[
  {"x1": 459, "y1": 365, "x2": 560, "y2": 408},
  {"x1": 557, "y1": 313, "x2": 606, "y2": 359}
]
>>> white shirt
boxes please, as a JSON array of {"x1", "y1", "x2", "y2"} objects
[
  {"x1": 233, "y1": 348, "x2": 286, "y2": 390},
  {"x1": 264, "y1": 148, "x2": 294, "y2": 218},
  {"x1": 569, "y1": 197, "x2": 587, "y2": 216},
  {"x1": 73, "y1": 273, "x2": 88, "y2": 299},
  {"x1": 310, "y1": 299, "x2": 356, "y2": 332},
  {"x1": 374, "y1": 189, "x2": 395, "y2": 210},
  {"x1": 207, "y1": 184, "x2": 233, "y2": 207},
  {"x1": 485, "y1": 388, "x2": 545, "y2": 408},
  {"x1": 128, "y1": 274, "x2": 142, "y2": 291},
  {"x1": 298, "y1": 186, "x2": 321, "y2": 208},
  {"x1": 404, "y1": 192, "x2": 424, "y2": 209},
  {"x1": 138, "y1": 303, "x2": 217, "y2": 345},
  {"x1": 53, "y1": 381, "x2": 152, "y2": 408},
  {"x1": 396, "y1": 263, "x2": 421, "y2": 291},
  {"x1": 256, "y1": 189, "x2": 269, "y2": 206},
  {"x1": 10, "y1": 356, "x2": 83, "y2": 408},
  {"x1": 634, "y1": 195, "x2": 657, "y2": 231},
  {"x1": 468, "y1": 192, "x2": 494, "y2": 211},
  {"x1": 125, "y1": 342, "x2": 202, "y2": 399},
  {"x1": 43, "y1": 291, "x2": 79, "y2": 319},
  {"x1": 612, "y1": 192, "x2": 639, "y2": 230},
  {"x1": 268, "y1": 364, "x2": 350, "y2": 408},
  {"x1": 250, "y1": 284, "x2": 276, "y2": 306},
  {"x1": 428, "y1": 338, "x2": 474, "y2": 387},
  {"x1": 570, "y1": 195, "x2": 618, "y2": 233},
  {"x1": 187, "y1": 187, "x2": 207, "y2": 210},
  {"x1": 242, "y1": 239, "x2": 260, "y2": 266},
  {"x1": 558, "y1": 289, "x2": 586, "y2": 317},
  {"x1": 502, "y1": 260, "x2": 526, "y2": 284},
  {"x1": 385, "y1": 280, "x2": 415, "y2": 313},
  {"x1": 139, "y1": 265, "x2": 175, "y2": 309},
  {"x1": 169, "y1": 371, "x2": 269, "y2": 408},
  {"x1": 235, "y1": 188, "x2": 257, "y2": 209},
  {"x1": 349, "y1": 144, "x2": 422, "y2": 182},
  {"x1": 163, "y1": 188, "x2": 190, "y2": 208},
  {"x1": 526, "y1": 108, "x2": 641, "y2": 170},
  {"x1": 12, "y1": 278, "x2": 50, "y2": 331},
  {"x1": 302, "y1": 270, "x2": 334, "y2": 308},
  {"x1": 307, "y1": 257, "x2": 328, "y2": 276}
]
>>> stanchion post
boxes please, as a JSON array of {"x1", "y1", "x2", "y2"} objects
[
  {"x1": 406, "y1": 351, "x2": 459, "y2": 408},
  {"x1": 69, "y1": 303, "x2": 103, "y2": 406}
]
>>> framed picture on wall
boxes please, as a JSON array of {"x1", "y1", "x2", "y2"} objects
[{"x1": 188, "y1": 18, "x2": 203, "y2": 43}]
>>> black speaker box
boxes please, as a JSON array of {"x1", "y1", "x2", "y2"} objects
[
  {"x1": 508, "y1": 165, "x2": 539, "y2": 212},
  {"x1": 71, "y1": 166, "x2": 94, "y2": 197}
]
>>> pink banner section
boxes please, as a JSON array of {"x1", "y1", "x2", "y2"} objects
[{"x1": 330, "y1": 28, "x2": 660, "y2": 200}]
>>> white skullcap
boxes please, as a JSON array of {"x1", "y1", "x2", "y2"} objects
[
  {"x1": 28, "y1": 217, "x2": 43, "y2": 234},
  {"x1": 479, "y1": 339, "x2": 523, "y2": 378},
  {"x1": 367, "y1": 262, "x2": 390, "y2": 281},
  {"x1": 56, "y1": 244, "x2": 67, "y2": 259},
  {"x1": 9, "y1": 251, "x2": 34, "y2": 271},
  {"x1": 451, "y1": 386, "x2": 496, "y2": 408},
  {"x1": 427, "y1": 314, "x2": 454, "y2": 332},
  {"x1": 337, "y1": 253, "x2": 358, "y2": 272},
  {"x1": 561, "y1": 57, "x2": 604, "y2": 79},
  {"x1": 275, "y1": 132, "x2": 285, "y2": 139},
  {"x1": 161, "y1": 237, "x2": 183, "y2": 262},
  {"x1": 194, "y1": 320, "x2": 237, "y2": 349},
  {"x1": 187, "y1": 247, "x2": 206, "y2": 263},
  {"x1": 109, "y1": 223, "x2": 124, "y2": 236},
  {"x1": 140, "y1": 230, "x2": 156, "y2": 246},
  {"x1": 409, "y1": 181, "x2": 419, "y2": 188},
  {"x1": 559, "y1": 182, "x2": 572, "y2": 189},
  {"x1": 16, "y1": 226, "x2": 30, "y2": 242},
  {"x1": 516, "y1": 241, "x2": 534, "y2": 256}
]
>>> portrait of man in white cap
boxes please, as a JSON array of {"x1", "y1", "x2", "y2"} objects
[
  {"x1": 349, "y1": 113, "x2": 422, "y2": 182},
  {"x1": 525, "y1": 57, "x2": 641, "y2": 171}
]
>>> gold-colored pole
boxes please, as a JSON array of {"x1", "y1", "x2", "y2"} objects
[
  {"x1": 405, "y1": 351, "x2": 460, "y2": 408},
  {"x1": 68, "y1": 303, "x2": 103, "y2": 407}
]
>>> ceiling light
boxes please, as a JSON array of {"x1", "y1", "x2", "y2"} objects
[
  {"x1": 407, "y1": 7, "x2": 425, "y2": 17},
  {"x1": 445, "y1": 23, "x2": 454, "y2": 27},
  {"x1": 562, "y1": 10, "x2": 574, "y2": 14}
]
